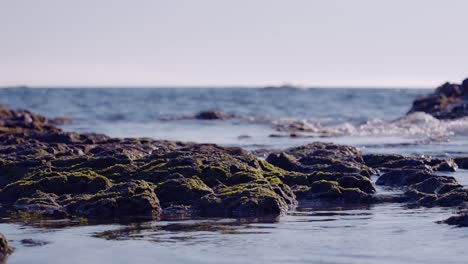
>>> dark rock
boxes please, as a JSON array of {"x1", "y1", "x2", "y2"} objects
[
  {"x1": 1, "y1": 104, "x2": 466, "y2": 223},
  {"x1": 454, "y1": 156, "x2": 468, "y2": 169},
  {"x1": 155, "y1": 177, "x2": 214, "y2": 206},
  {"x1": 363, "y1": 153, "x2": 457, "y2": 172},
  {"x1": 434, "y1": 189, "x2": 467, "y2": 207},
  {"x1": 20, "y1": 238, "x2": 50, "y2": 247},
  {"x1": 444, "y1": 212, "x2": 468, "y2": 227},
  {"x1": 296, "y1": 180, "x2": 373, "y2": 203},
  {"x1": 195, "y1": 110, "x2": 230, "y2": 120},
  {"x1": 64, "y1": 180, "x2": 161, "y2": 218},
  {"x1": 265, "y1": 152, "x2": 300, "y2": 172},
  {"x1": 197, "y1": 181, "x2": 290, "y2": 217},
  {"x1": 412, "y1": 176, "x2": 461, "y2": 195},
  {"x1": 376, "y1": 169, "x2": 435, "y2": 187},
  {"x1": 337, "y1": 175, "x2": 376, "y2": 194},
  {"x1": 407, "y1": 78, "x2": 468, "y2": 119}
]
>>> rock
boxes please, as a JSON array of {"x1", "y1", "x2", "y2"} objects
[
  {"x1": 0, "y1": 105, "x2": 300, "y2": 218},
  {"x1": 0, "y1": 233, "x2": 12, "y2": 261},
  {"x1": 433, "y1": 189, "x2": 468, "y2": 207},
  {"x1": 444, "y1": 212, "x2": 468, "y2": 227},
  {"x1": 298, "y1": 180, "x2": 373, "y2": 203},
  {"x1": 20, "y1": 238, "x2": 50, "y2": 247},
  {"x1": 412, "y1": 177, "x2": 461, "y2": 195},
  {"x1": 377, "y1": 169, "x2": 446, "y2": 187},
  {"x1": 363, "y1": 153, "x2": 457, "y2": 172},
  {"x1": 195, "y1": 110, "x2": 230, "y2": 120},
  {"x1": 407, "y1": 78, "x2": 468, "y2": 119},
  {"x1": 1, "y1": 104, "x2": 467, "y2": 224},
  {"x1": 267, "y1": 142, "x2": 373, "y2": 176},
  {"x1": 64, "y1": 180, "x2": 162, "y2": 218},
  {"x1": 454, "y1": 156, "x2": 468, "y2": 169},
  {"x1": 266, "y1": 142, "x2": 377, "y2": 202},
  {"x1": 197, "y1": 181, "x2": 290, "y2": 217}
]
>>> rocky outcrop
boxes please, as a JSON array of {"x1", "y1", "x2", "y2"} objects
[
  {"x1": 195, "y1": 110, "x2": 233, "y2": 120},
  {"x1": 266, "y1": 143, "x2": 378, "y2": 203},
  {"x1": 1, "y1": 104, "x2": 467, "y2": 227},
  {"x1": 0, "y1": 105, "x2": 298, "y2": 219},
  {"x1": 454, "y1": 156, "x2": 468, "y2": 169},
  {"x1": 408, "y1": 78, "x2": 468, "y2": 119},
  {"x1": 363, "y1": 153, "x2": 458, "y2": 172},
  {"x1": 366, "y1": 153, "x2": 468, "y2": 226},
  {"x1": 444, "y1": 212, "x2": 468, "y2": 227},
  {"x1": 0, "y1": 233, "x2": 12, "y2": 262}
]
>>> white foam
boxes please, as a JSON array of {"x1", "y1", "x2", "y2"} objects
[{"x1": 274, "y1": 112, "x2": 468, "y2": 138}]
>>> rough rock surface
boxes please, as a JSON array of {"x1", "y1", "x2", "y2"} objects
[
  {"x1": 454, "y1": 156, "x2": 468, "y2": 169},
  {"x1": 1, "y1": 104, "x2": 467, "y2": 227},
  {"x1": 266, "y1": 142, "x2": 377, "y2": 203},
  {"x1": 365, "y1": 153, "x2": 468, "y2": 225},
  {"x1": 0, "y1": 105, "x2": 296, "y2": 218},
  {"x1": 444, "y1": 211, "x2": 468, "y2": 227},
  {"x1": 408, "y1": 78, "x2": 468, "y2": 119},
  {"x1": 0, "y1": 233, "x2": 12, "y2": 261}
]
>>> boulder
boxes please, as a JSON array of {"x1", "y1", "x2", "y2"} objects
[
  {"x1": 0, "y1": 233, "x2": 12, "y2": 261},
  {"x1": 444, "y1": 212, "x2": 468, "y2": 227},
  {"x1": 407, "y1": 78, "x2": 468, "y2": 119}
]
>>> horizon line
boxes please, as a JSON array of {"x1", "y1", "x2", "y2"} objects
[{"x1": 0, "y1": 84, "x2": 435, "y2": 89}]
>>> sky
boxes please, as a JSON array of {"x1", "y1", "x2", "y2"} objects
[{"x1": 1, "y1": 0, "x2": 467, "y2": 88}]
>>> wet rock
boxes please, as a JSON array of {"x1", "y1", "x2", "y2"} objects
[
  {"x1": 2, "y1": 104, "x2": 466, "y2": 223},
  {"x1": 377, "y1": 169, "x2": 445, "y2": 187},
  {"x1": 267, "y1": 142, "x2": 373, "y2": 176},
  {"x1": 155, "y1": 177, "x2": 214, "y2": 206},
  {"x1": 444, "y1": 212, "x2": 468, "y2": 227},
  {"x1": 454, "y1": 156, "x2": 468, "y2": 169},
  {"x1": 412, "y1": 177, "x2": 462, "y2": 195},
  {"x1": 0, "y1": 233, "x2": 12, "y2": 261},
  {"x1": 195, "y1": 110, "x2": 231, "y2": 120},
  {"x1": 20, "y1": 238, "x2": 50, "y2": 247},
  {"x1": 377, "y1": 167, "x2": 468, "y2": 210},
  {"x1": 266, "y1": 142, "x2": 377, "y2": 202},
  {"x1": 64, "y1": 180, "x2": 161, "y2": 218},
  {"x1": 433, "y1": 189, "x2": 468, "y2": 207},
  {"x1": 297, "y1": 180, "x2": 373, "y2": 203},
  {"x1": 14, "y1": 191, "x2": 68, "y2": 218},
  {"x1": 0, "y1": 105, "x2": 300, "y2": 218},
  {"x1": 363, "y1": 153, "x2": 457, "y2": 172},
  {"x1": 407, "y1": 78, "x2": 468, "y2": 119},
  {"x1": 197, "y1": 181, "x2": 290, "y2": 217}
]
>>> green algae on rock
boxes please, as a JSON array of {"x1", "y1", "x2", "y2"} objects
[
  {"x1": 0, "y1": 104, "x2": 296, "y2": 218},
  {"x1": 1, "y1": 104, "x2": 467, "y2": 226}
]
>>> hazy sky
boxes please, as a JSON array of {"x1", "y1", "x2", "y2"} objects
[{"x1": 1, "y1": 0, "x2": 467, "y2": 87}]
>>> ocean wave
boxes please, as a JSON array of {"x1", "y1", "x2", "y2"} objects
[{"x1": 273, "y1": 112, "x2": 468, "y2": 137}]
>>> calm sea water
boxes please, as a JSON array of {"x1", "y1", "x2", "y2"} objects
[{"x1": 1, "y1": 87, "x2": 468, "y2": 264}]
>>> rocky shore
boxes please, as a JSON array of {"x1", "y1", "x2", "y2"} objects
[{"x1": 0, "y1": 103, "x2": 467, "y2": 232}]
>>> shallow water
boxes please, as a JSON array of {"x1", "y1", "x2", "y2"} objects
[
  {"x1": 2, "y1": 87, "x2": 468, "y2": 156},
  {"x1": 2, "y1": 203, "x2": 467, "y2": 264},
  {"x1": 1, "y1": 87, "x2": 468, "y2": 263}
]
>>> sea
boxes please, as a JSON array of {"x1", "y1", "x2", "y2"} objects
[{"x1": 1, "y1": 87, "x2": 467, "y2": 264}]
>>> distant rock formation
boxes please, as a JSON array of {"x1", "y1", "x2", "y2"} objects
[{"x1": 408, "y1": 78, "x2": 468, "y2": 119}]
